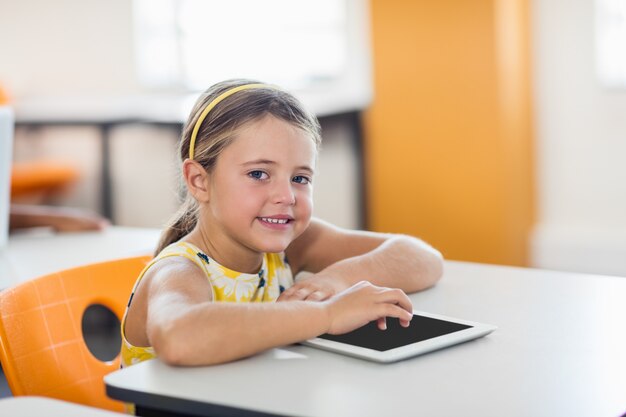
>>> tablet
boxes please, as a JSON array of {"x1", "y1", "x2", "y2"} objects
[{"x1": 302, "y1": 310, "x2": 496, "y2": 363}]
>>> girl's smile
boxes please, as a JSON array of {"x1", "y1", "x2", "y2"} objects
[{"x1": 257, "y1": 215, "x2": 294, "y2": 229}]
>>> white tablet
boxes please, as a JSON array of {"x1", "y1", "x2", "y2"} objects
[{"x1": 302, "y1": 310, "x2": 496, "y2": 363}]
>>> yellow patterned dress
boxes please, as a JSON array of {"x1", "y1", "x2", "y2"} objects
[{"x1": 120, "y1": 241, "x2": 294, "y2": 368}]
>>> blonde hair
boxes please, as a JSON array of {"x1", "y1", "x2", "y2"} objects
[{"x1": 155, "y1": 79, "x2": 322, "y2": 254}]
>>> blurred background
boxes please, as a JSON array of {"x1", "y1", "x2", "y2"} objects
[{"x1": 2, "y1": 0, "x2": 626, "y2": 276}]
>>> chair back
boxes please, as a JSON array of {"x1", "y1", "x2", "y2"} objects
[{"x1": 0, "y1": 255, "x2": 151, "y2": 412}]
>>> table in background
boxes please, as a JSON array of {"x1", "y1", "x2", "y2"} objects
[
  {"x1": 14, "y1": 95, "x2": 366, "y2": 225},
  {"x1": 0, "y1": 226, "x2": 160, "y2": 289},
  {"x1": 14, "y1": 95, "x2": 191, "y2": 221},
  {"x1": 0, "y1": 396, "x2": 124, "y2": 417},
  {"x1": 105, "y1": 260, "x2": 626, "y2": 417}
]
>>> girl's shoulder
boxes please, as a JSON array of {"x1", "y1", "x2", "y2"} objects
[
  {"x1": 157, "y1": 241, "x2": 209, "y2": 264},
  {"x1": 139, "y1": 241, "x2": 208, "y2": 280},
  {"x1": 138, "y1": 241, "x2": 213, "y2": 285}
]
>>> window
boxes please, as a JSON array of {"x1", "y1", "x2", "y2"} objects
[
  {"x1": 133, "y1": 0, "x2": 372, "y2": 112},
  {"x1": 596, "y1": 0, "x2": 626, "y2": 87}
]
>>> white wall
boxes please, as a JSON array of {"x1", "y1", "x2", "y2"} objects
[
  {"x1": 0, "y1": 0, "x2": 141, "y2": 97},
  {"x1": 531, "y1": 0, "x2": 626, "y2": 276},
  {"x1": 1, "y1": 0, "x2": 360, "y2": 230}
]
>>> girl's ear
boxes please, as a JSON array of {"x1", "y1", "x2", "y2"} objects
[{"x1": 182, "y1": 159, "x2": 211, "y2": 203}]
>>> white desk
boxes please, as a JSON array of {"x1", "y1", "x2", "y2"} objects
[
  {"x1": 0, "y1": 396, "x2": 124, "y2": 416},
  {"x1": 105, "y1": 261, "x2": 626, "y2": 417},
  {"x1": 0, "y1": 226, "x2": 160, "y2": 289}
]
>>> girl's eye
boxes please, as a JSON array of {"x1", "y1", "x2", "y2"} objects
[
  {"x1": 248, "y1": 170, "x2": 268, "y2": 180},
  {"x1": 292, "y1": 175, "x2": 311, "y2": 185}
]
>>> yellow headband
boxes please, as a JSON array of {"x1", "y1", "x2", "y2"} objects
[{"x1": 189, "y1": 83, "x2": 274, "y2": 160}]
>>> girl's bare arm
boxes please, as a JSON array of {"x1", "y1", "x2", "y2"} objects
[
  {"x1": 133, "y1": 258, "x2": 413, "y2": 366},
  {"x1": 280, "y1": 218, "x2": 443, "y2": 302}
]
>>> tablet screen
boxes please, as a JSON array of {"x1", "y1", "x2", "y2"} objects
[{"x1": 318, "y1": 314, "x2": 472, "y2": 351}]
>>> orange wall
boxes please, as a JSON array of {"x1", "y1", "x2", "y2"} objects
[{"x1": 364, "y1": 0, "x2": 534, "y2": 265}]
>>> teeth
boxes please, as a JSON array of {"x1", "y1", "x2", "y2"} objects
[{"x1": 261, "y1": 217, "x2": 289, "y2": 224}]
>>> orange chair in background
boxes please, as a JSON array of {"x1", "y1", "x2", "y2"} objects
[
  {"x1": 1, "y1": 82, "x2": 81, "y2": 204},
  {"x1": 0, "y1": 256, "x2": 151, "y2": 412},
  {"x1": 0, "y1": 84, "x2": 10, "y2": 105},
  {"x1": 10, "y1": 161, "x2": 80, "y2": 202}
]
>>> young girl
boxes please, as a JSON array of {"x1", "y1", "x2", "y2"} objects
[{"x1": 121, "y1": 79, "x2": 443, "y2": 367}]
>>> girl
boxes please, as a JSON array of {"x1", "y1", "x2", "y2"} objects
[{"x1": 121, "y1": 79, "x2": 443, "y2": 367}]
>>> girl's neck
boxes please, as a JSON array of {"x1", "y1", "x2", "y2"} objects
[{"x1": 185, "y1": 225, "x2": 263, "y2": 274}]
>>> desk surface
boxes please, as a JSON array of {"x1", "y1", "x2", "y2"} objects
[
  {"x1": 0, "y1": 396, "x2": 123, "y2": 416},
  {"x1": 105, "y1": 261, "x2": 626, "y2": 417},
  {"x1": 0, "y1": 226, "x2": 160, "y2": 289}
]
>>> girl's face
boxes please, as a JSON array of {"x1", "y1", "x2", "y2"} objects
[{"x1": 203, "y1": 115, "x2": 316, "y2": 265}]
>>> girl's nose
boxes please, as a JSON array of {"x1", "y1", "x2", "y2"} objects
[{"x1": 272, "y1": 180, "x2": 296, "y2": 205}]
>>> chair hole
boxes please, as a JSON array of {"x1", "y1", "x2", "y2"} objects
[{"x1": 81, "y1": 304, "x2": 121, "y2": 362}]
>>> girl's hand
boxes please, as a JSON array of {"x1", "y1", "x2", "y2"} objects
[
  {"x1": 47, "y1": 209, "x2": 110, "y2": 232},
  {"x1": 277, "y1": 273, "x2": 347, "y2": 302},
  {"x1": 9, "y1": 204, "x2": 109, "y2": 233},
  {"x1": 322, "y1": 281, "x2": 413, "y2": 334}
]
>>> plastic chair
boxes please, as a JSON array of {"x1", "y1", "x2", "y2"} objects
[
  {"x1": 10, "y1": 161, "x2": 80, "y2": 201},
  {"x1": 0, "y1": 256, "x2": 151, "y2": 412},
  {"x1": 1, "y1": 83, "x2": 80, "y2": 203}
]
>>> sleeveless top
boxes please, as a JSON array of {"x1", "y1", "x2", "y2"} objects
[{"x1": 120, "y1": 241, "x2": 295, "y2": 368}]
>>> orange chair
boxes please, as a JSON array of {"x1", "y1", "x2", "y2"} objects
[
  {"x1": 0, "y1": 82, "x2": 10, "y2": 105},
  {"x1": 10, "y1": 161, "x2": 80, "y2": 201},
  {"x1": 0, "y1": 256, "x2": 151, "y2": 412},
  {"x1": 1, "y1": 83, "x2": 80, "y2": 203}
]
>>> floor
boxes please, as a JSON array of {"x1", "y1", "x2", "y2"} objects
[{"x1": 0, "y1": 367, "x2": 10, "y2": 398}]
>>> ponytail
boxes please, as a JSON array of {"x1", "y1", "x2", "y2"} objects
[{"x1": 155, "y1": 194, "x2": 199, "y2": 255}]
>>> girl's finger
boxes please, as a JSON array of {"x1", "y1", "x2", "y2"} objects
[
  {"x1": 276, "y1": 290, "x2": 292, "y2": 302},
  {"x1": 304, "y1": 291, "x2": 327, "y2": 302},
  {"x1": 377, "y1": 317, "x2": 387, "y2": 330},
  {"x1": 378, "y1": 288, "x2": 413, "y2": 313},
  {"x1": 279, "y1": 284, "x2": 308, "y2": 301},
  {"x1": 380, "y1": 303, "x2": 414, "y2": 323},
  {"x1": 399, "y1": 318, "x2": 411, "y2": 327},
  {"x1": 282, "y1": 286, "x2": 314, "y2": 301}
]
